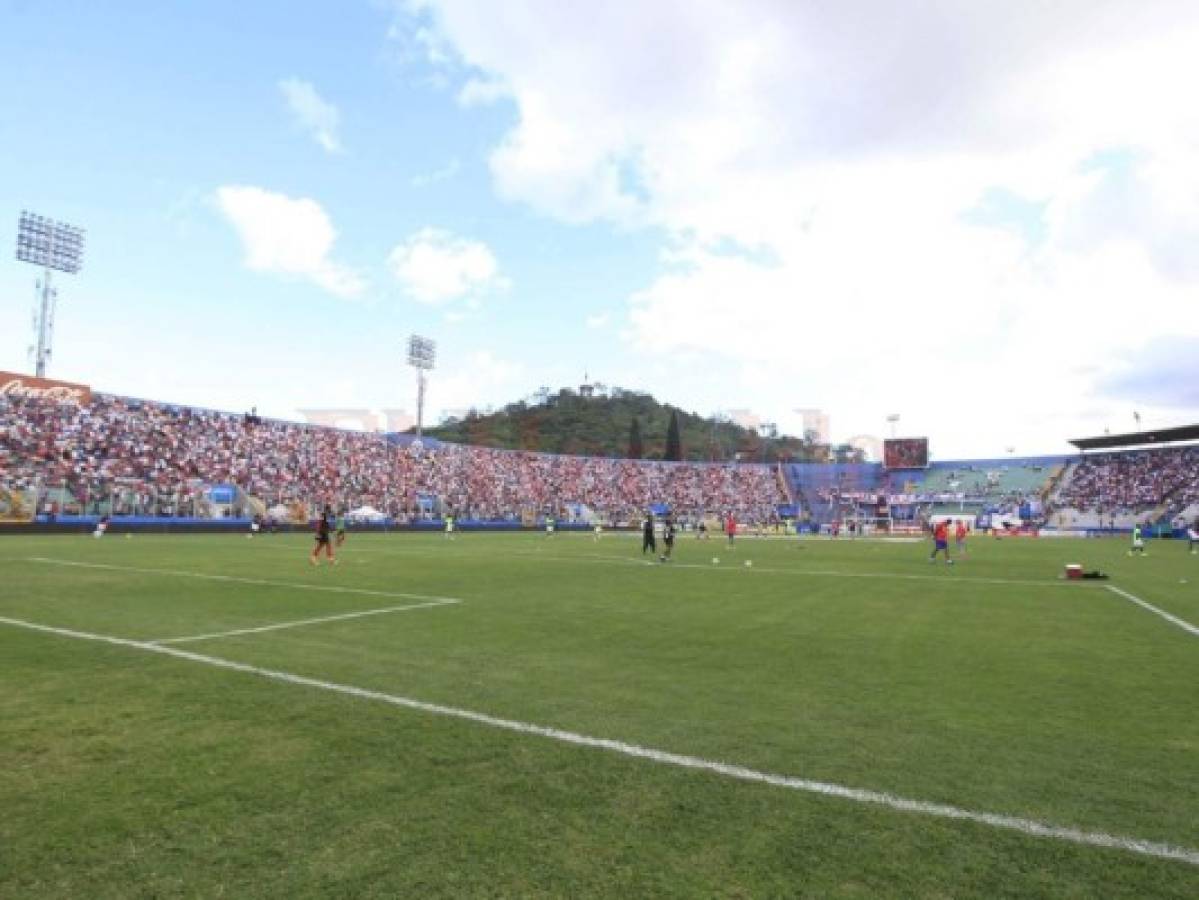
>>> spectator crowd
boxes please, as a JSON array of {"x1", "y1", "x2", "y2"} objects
[
  {"x1": 0, "y1": 392, "x2": 785, "y2": 522},
  {"x1": 1055, "y1": 447, "x2": 1199, "y2": 515}
]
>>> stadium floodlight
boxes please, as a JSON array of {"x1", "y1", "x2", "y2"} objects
[
  {"x1": 15, "y1": 210, "x2": 86, "y2": 377},
  {"x1": 886, "y1": 413, "x2": 900, "y2": 438},
  {"x1": 407, "y1": 334, "x2": 436, "y2": 436}
]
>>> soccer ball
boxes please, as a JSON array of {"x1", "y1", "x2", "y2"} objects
[
  {"x1": 744, "y1": 560, "x2": 753, "y2": 568},
  {"x1": 712, "y1": 557, "x2": 719, "y2": 565}
]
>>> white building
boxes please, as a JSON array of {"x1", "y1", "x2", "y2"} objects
[{"x1": 794, "y1": 408, "x2": 831, "y2": 444}]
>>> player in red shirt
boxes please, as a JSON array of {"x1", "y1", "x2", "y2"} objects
[
  {"x1": 929, "y1": 520, "x2": 953, "y2": 565},
  {"x1": 954, "y1": 519, "x2": 969, "y2": 555},
  {"x1": 725, "y1": 513, "x2": 736, "y2": 547}
]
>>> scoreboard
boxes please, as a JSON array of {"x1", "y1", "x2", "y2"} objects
[{"x1": 883, "y1": 438, "x2": 929, "y2": 469}]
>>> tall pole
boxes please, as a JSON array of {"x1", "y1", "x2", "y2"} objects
[
  {"x1": 416, "y1": 369, "x2": 427, "y2": 437},
  {"x1": 34, "y1": 268, "x2": 56, "y2": 377}
]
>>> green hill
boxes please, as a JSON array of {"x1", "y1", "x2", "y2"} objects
[{"x1": 424, "y1": 386, "x2": 838, "y2": 463}]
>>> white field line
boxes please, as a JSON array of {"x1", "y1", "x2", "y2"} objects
[
  {"x1": 283, "y1": 543, "x2": 1088, "y2": 589},
  {"x1": 1, "y1": 614, "x2": 1195, "y2": 869},
  {"x1": 1106, "y1": 585, "x2": 1199, "y2": 638},
  {"x1": 150, "y1": 599, "x2": 460, "y2": 645},
  {"x1": 500, "y1": 550, "x2": 1093, "y2": 589},
  {"x1": 24, "y1": 557, "x2": 464, "y2": 604}
]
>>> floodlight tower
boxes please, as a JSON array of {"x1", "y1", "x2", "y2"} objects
[
  {"x1": 15, "y1": 211, "x2": 86, "y2": 378},
  {"x1": 407, "y1": 334, "x2": 436, "y2": 436},
  {"x1": 886, "y1": 413, "x2": 900, "y2": 438}
]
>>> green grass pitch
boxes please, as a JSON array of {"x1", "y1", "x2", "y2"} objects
[{"x1": 1, "y1": 530, "x2": 1196, "y2": 897}]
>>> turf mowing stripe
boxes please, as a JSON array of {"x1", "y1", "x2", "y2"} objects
[
  {"x1": 1106, "y1": 585, "x2": 1199, "y2": 638},
  {"x1": 289, "y1": 544, "x2": 1091, "y2": 588},
  {"x1": 149, "y1": 599, "x2": 461, "y2": 645},
  {"x1": 24, "y1": 557, "x2": 465, "y2": 604},
  {"x1": 501, "y1": 550, "x2": 1094, "y2": 588},
  {"x1": 2, "y1": 614, "x2": 1196, "y2": 869}
]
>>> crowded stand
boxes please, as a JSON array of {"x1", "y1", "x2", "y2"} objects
[
  {"x1": 0, "y1": 391, "x2": 784, "y2": 523},
  {"x1": 1055, "y1": 446, "x2": 1199, "y2": 517}
]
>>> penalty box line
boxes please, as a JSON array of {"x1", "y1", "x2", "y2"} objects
[
  {"x1": 149, "y1": 598, "x2": 460, "y2": 645},
  {"x1": 1, "y1": 613, "x2": 1196, "y2": 869},
  {"x1": 24, "y1": 557, "x2": 465, "y2": 604}
]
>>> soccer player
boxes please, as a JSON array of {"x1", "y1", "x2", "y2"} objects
[
  {"x1": 335, "y1": 510, "x2": 347, "y2": 547},
  {"x1": 310, "y1": 507, "x2": 336, "y2": 566},
  {"x1": 593, "y1": 520, "x2": 603, "y2": 541},
  {"x1": 1128, "y1": 523, "x2": 1146, "y2": 556},
  {"x1": 1188, "y1": 519, "x2": 1198, "y2": 554},
  {"x1": 929, "y1": 520, "x2": 953, "y2": 565},
  {"x1": 660, "y1": 516, "x2": 676, "y2": 562},
  {"x1": 444, "y1": 513, "x2": 455, "y2": 540},
  {"x1": 697, "y1": 517, "x2": 708, "y2": 540},
  {"x1": 545, "y1": 513, "x2": 556, "y2": 537},
  {"x1": 954, "y1": 519, "x2": 968, "y2": 555},
  {"x1": 642, "y1": 513, "x2": 657, "y2": 555},
  {"x1": 725, "y1": 513, "x2": 736, "y2": 547}
]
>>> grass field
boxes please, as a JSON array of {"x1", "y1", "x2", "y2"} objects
[{"x1": 2, "y1": 529, "x2": 1197, "y2": 897}]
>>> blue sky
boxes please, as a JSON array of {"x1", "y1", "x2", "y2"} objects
[{"x1": 3, "y1": 1, "x2": 1198, "y2": 457}]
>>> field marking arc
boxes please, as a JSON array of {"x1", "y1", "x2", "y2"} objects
[
  {"x1": 1105, "y1": 585, "x2": 1199, "y2": 637},
  {"x1": 150, "y1": 599, "x2": 460, "y2": 645},
  {"x1": 24, "y1": 557, "x2": 465, "y2": 604},
  {"x1": 1, "y1": 613, "x2": 1196, "y2": 869}
]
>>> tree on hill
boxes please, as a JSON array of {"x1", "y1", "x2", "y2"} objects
[
  {"x1": 665, "y1": 410, "x2": 682, "y2": 461},
  {"x1": 424, "y1": 384, "x2": 820, "y2": 462},
  {"x1": 628, "y1": 417, "x2": 644, "y2": 459}
]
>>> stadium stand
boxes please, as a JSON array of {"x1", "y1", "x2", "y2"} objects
[
  {"x1": 1051, "y1": 446, "x2": 1199, "y2": 526},
  {"x1": 0, "y1": 391, "x2": 784, "y2": 524},
  {"x1": 785, "y1": 463, "x2": 881, "y2": 524},
  {"x1": 905, "y1": 458, "x2": 1061, "y2": 502}
]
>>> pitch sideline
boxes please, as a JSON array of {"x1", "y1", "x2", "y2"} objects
[
  {"x1": 1105, "y1": 584, "x2": 1199, "y2": 638},
  {"x1": 1, "y1": 613, "x2": 1195, "y2": 869}
]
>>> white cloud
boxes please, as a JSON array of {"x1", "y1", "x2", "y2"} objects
[
  {"x1": 388, "y1": 227, "x2": 508, "y2": 304},
  {"x1": 429, "y1": 350, "x2": 526, "y2": 420},
  {"x1": 279, "y1": 78, "x2": 343, "y2": 153},
  {"x1": 215, "y1": 186, "x2": 365, "y2": 298},
  {"x1": 410, "y1": 158, "x2": 461, "y2": 187},
  {"x1": 585, "y1": 311, "x2": 610, "y2": 329},
  {"x1": 399, "y1": 1, "x2": 1199, "y2": 455}
]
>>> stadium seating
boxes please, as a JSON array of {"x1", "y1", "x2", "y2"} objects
[
  {"x1": 0, "y1": 392, "x2": 783, "y2": 523},
  {"x1": 1053, "y1": 446, "x2": 1199, "y2": 519}
]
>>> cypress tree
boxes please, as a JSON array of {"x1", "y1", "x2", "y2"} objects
[
  {"x1": 665, "y1": 410, "x2": 682, "y2": 461},
  {"x1": 628, "y1": 417, "x2": 644, "y2": 459}
]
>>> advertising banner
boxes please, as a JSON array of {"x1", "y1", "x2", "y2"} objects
[{"x1": 0, "y1": 371, "x2": 91, "y2": 405}]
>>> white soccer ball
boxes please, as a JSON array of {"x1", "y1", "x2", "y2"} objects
[
  {"x1": 744, "y1": 559, "x2": 753, "y2": 567},
  {"x1": 712, "y1": 557, "x2": 719, "y2": 565},
  {"x1": 126, "y1": 533, "x2": 132, "y2": 540},
  {"x1": 92, "y1": 529, "x2": 102, "y2": 539}
]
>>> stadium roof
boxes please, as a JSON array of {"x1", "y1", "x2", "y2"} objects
[{"x1": 1069, "y1": 423, "x2": 1199, "y2": 451}]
